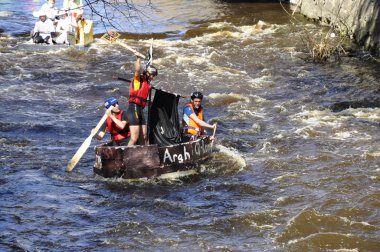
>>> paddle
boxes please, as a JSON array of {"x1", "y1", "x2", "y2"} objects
[
  {"x1": 212, "y1": 123, "x2": 217, "y2": 138},
  {"x1": 100, "y1": 31, "x2": 146, "y2": 59},
  {"x1": 66, "y1": 107, "x2": 112, "y2": 172},
  {"x1": 211, "y1": 123, "x2": 217, "y2": 149},
  {"x1": 146, "y1": 38, "x2": 153, "y2": 67}
]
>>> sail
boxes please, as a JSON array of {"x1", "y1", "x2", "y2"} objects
[{"x1": 148, "y1": 89, "x2": 182, "y2": 146}]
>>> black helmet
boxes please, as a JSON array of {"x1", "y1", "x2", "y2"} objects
[
  {"x1": 191, "y1": 91, "x2": 203, "y2": 100},
  {"x1": 146, "y1": 65, "x2": 158, "y2": 77}
]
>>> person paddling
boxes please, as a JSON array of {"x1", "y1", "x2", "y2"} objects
[
  {"x1": 91, "y1": 97, "x2": 130, "y2": 146},
  {"x1": 126, "y1": 55, "x2": 158, "y2": 145},
  {"x1": 182, "y1": 91, "x2": 216, "y2": 141}
]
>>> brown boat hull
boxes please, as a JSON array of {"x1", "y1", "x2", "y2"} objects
[{"x1": 93, "y1": 136, "x2": 213, "y2": 179}]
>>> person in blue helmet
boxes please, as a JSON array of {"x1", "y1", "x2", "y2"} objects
[{"x1": 91, "y1": 97, "x2": 130, "y2": 146}]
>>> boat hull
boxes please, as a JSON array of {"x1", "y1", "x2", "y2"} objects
[{"x1": 93, "y1": 136, "x2": 213, "y2": 179}]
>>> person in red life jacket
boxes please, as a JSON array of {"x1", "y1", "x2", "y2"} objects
[
  {"x1": 91, "y1": 97, "x2": 130, "y2": 146},
  {"x1": 182, "y1": 91, "x2": 216, "y2": 142},
  {"x1": 126, "y1": 55, "x2": 158, "y2": 145}
]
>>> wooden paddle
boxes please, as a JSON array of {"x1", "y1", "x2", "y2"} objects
[
  {"x1": 211, "y1": 123, "x2": 217, "y2": 149},
  {"x1": 100, "y1": 31, "x2": 146, "y2": 59},
  {"x1": 66, "y1": 107, "x2": 112, "y2": 172},
  {"x1": 147, "y1": 38, "x2": 153, "y2": 66}
]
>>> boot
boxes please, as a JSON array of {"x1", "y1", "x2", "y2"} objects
[{"x1": 44, "y1": 36, "x2": 50, "y2": 44}]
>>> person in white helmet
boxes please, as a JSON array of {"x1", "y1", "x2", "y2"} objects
[
  {"x1": 32, "y1": 11, "x2": 55, "y2": 44},
  {"x1": 40, "y1": 0, "x2": 60, "y2": 23},
  {"x1": 63, "y1": 0, "x2": 84, "y2": 26},
  {"x1": 55, "y1": 11, "x2": 73, "y2": 44}
]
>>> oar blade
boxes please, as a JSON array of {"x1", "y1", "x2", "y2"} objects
[
  {"x1": 66, "y1": 135, "x2": 92, "y2": 172},
  {"x1": 148, "y1": 40, "x2": 153, "y2": 65},
  {"x1": 211, "y1": 123, "x2": 217, "y2": 149},
  {"x1": 100, "y1": 31, "x2": 120, "y2": 43},
  {"x1": 212, "y1": 123, "x2": 217, "y2": 138}
]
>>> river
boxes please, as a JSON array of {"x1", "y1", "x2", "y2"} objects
[{"x1": 0, "y1": 0, "x2": 379, "y2": 251}]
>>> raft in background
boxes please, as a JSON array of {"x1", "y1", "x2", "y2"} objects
[
  {"x1": 93, "y1": 89, "x2": 216, "y2": 180},
  {"x1": 20, "y1": 19, "x2": 94, "y2": 50}
]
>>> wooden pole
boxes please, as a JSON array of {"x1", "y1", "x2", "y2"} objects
[{"x1": 66, "y1": 107, "x2": 112, "y2": 172}]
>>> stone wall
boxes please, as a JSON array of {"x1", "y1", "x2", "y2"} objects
[{"x1": 290, "y1": 0, "x2": 380, "y2": 56}]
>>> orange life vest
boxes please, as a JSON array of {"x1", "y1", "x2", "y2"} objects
[
  {"x1": 183, "y1": 103, "x2": 203, "y2": 136},
  {"x1": 129, "y1": 75, "x2": 151, "y2": 108},
  {"x1": 106, "y1": 111, "x2": 130, "y2": 141}
]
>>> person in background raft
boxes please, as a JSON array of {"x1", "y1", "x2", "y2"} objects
[
  {"x1": 32, "y1": 11, "x2": 55, "y2": 44},
  {"x1": 126, "y1": 55, "x2": 158, "y2": 146},
  {"x1": 40, "y1": 0, "x2": 60, "y2": 23},
  {"x1": 55, "y1": 11, "x2": 72, "y2": 44},
  {"x1": 91, "y1": 97, "x2": 130, "y2": 146},
  {"x1": 182, "y1": 91, "x2": 216, "y2": 142},
  {"x1": 63, "y1": 0, "x2": 84, "y2": 21}
]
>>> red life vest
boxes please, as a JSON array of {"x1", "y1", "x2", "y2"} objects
[
  {"x1": 68, "y1": 1, "x2": 82, "y2": 19},
  {"x1": 183, "y1": 103, "x2": 203, "y2": 136},
  {"x1": 106, "y1": 111, "x2": 130, "y2": 141},
  {"x1": 129, "y1": 75, "x2": 151, "y2": 108}
]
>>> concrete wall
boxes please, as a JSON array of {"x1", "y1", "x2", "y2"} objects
[{"x1": 290, "y1": 0, "x2": 380, "y2": 56}]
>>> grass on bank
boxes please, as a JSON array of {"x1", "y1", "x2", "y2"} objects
[{"x1": 280, "y1": 1, "x2": 348, "y2": 62}]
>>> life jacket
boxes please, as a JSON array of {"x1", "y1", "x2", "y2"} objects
[
  {"x1": 106, "y1": 111, "x2": 130, "y2": 141},
  {"x1": 183, "y1": 103, "x2": 203, "y2": 136},
  {"x1": 129, "y1": 75, "x2": 151, "y2": 108},
  {"x1": 67, "y1": 0, "x2": 82, "y2": 19}
]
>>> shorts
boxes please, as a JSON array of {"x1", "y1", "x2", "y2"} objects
[
  {"x1": 182, "y1": 133, "x2": 197, "y2": 142},
  {"x1": 126, "y1": 103, "x2": 146, "y2": 126},
  {"x1": 113, "y1": 138, "x2": 130, "y2": 146}
]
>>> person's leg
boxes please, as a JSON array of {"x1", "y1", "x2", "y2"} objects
[
  {"x1": 55, "y1": 33, "x2": 66, "y2": 44},
  {"x1": 115, "y1": 138, "x2": 129, "y2": 146},
  {"x1": 128, "y1": 125, "x2": 140, "y2": 146},
  {"x1": 118, "y1": 138, "x2": 130, "y2": 146},
  {"x1": 33, "y1": 34, "x2": 44, "y2": 44},
  {"x1": 141, "y1": 124, "x2": 148, "y2": 145},
  {"x1": 182, "y1": 134, "x2": 192, "y2": 142},
  {"x1": 126, "y1": 104, "x2": 140, "y2": 146}
]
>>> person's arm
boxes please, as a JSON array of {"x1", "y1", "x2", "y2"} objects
[
  {"x1": 130, "y1": 57, "x2": 142, "y2": 91},
  {"x1": 106, "y1": 109, "x2": 127, "y2": 130},
  {"x1": 47, "y1": 19, "x2": 55, "y2": 33},
  {"x1": 56, "y1": 20, "x2": 62, "y2": 31},
  {"x1": 134, "y1": 57, "x2": 141, "y2": 77},
  {"x1": 94, "y1": 131, "x2": 106, "y2": 140},
  {"x1": 79, "y1": 0, "x2": 84, "y2": 15},
  {"x1": 33, "y1": 22, "x2": 39, "y2": 34},
  {"x1": 46, "y1": 9, "x2": 54, "y2": 21},
  {"x1": 91, "y1": 121, "x2": 106, "y2": 140},
  {"x1": 189, "y1": 113, "x2": 216, "y2": 130}
]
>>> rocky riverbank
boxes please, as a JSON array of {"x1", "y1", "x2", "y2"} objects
[{"x1": 290, "y1": 0, "x2": 379, "y2": 56}]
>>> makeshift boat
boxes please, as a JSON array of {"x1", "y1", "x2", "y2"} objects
[
  {"x1": 93, "y1": 89, "x2": 215, "y2": 180},
  {"x1": 19, "y1": 19, "x2": 94, "y2": 51}
]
